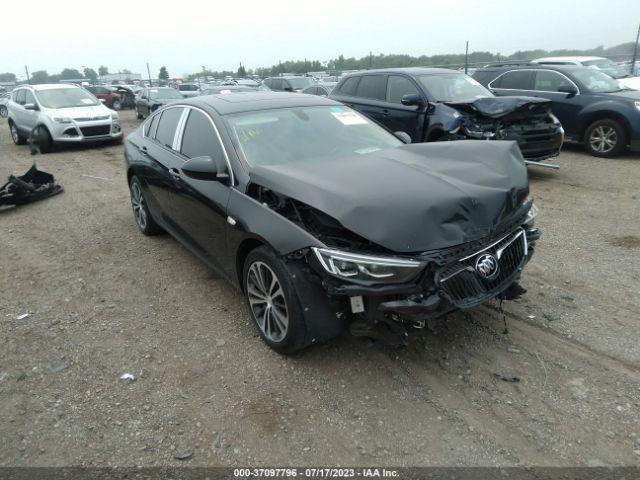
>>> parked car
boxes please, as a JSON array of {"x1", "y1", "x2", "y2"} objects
[
  {"x1": 530, "y1": 57, "x2": 640, "y2": 90},
  {"x1": 84, "y1": 85, "x2": 123, "y2": 110},
  {"x1": 107, "y1": 85, "x2": 137, "y2": 109},
  {"x1": 135, "y1": 87, "x2": 184, "y2": 119},
  {"x1": 221, "y1": 78, "x2": 261, "y2": 88},
  {"x1": 177, "y1": 84, "x2": 201, "y2": 98},
  {"x1": 262, "y1": 76, "x2": 315, "y2": 92},
  {"x1": 330, "y1": 68, "x2": 564, "y2": 167},
  {"x1": 0, "y1": 92, "x2": 9, "y2": 118},
  {"x1": 124, "y1": 92, "x2": 539, "y2": 352},
  {"x1": 201, "y1": 86, "x2": 257, "y2": 95},
  {"x1": 7, "y1": 84, "x2": 122, "y2": 153},
  {"x1": 301, "y1": 82, "x2": 337, "y2": 97},
  {"x1": 473, "y1": 64, "x2": 640, "y2": 157}
]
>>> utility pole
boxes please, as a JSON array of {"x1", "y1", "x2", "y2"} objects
[
  {"x1": 25, "y1": 66, "x2": 30, "y2": 85},
  {"x1": 631, "y1": 23, "x2": 640, "y2": 76},
  {"x1": 464, "y1": 41, "x2": 469, "y2": 74},
  {"x1": 146, "y1": 62, "x2": 152, "y2": 87},
  {"x1": 369, "y1": 51, "x2": 373, "y2": 69}
]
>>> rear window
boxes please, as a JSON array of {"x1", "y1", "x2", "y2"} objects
[
  {"x1": 154, "y1": 107, "x2": 183, "y2": 149},
  {"x1": 337, "y1": 76, "x2": 360, "y2": 96},
  {"x1": 355, "y1": 75, "x2": 387, "y2": 100}
]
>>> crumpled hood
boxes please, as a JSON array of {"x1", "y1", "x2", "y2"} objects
[
  {"x1": 445, "y1": 96, "x2": 551, "y2": 118},
  {"x1": 248, "y1": 140, "x2": 529, "y2": 253}
]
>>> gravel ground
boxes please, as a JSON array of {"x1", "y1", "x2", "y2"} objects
[{"x1": 1, "y1": 110, "x2": 639, "y2": 467}]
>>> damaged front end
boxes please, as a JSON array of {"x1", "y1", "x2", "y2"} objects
[
  {"x1": 441, "y1": 97, "x2": 563, "y2": 168},
  {"x1": 247, "y1": 185, "x2": 540, "y2": 347}
]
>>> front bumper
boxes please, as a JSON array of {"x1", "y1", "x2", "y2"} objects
[
  {"x1": 306, "y1": 223, "x2": 540, "y2": 331},
  {"x1": 502, "y1": 125, "x2": 564, "y2": 162},
  {"x1": 50, "y1": 119, "x2": 122, "y2": 143}
]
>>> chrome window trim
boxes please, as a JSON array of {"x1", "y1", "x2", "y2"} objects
[
  {"x1": 174, "y1": 104, "x2": 236, "y2": 186},
  {"x1": 173, "y1": 108, "x2": 190, "y2": 150},
  {"x1": 488, "y1": 68, "x2": 581, "y2": 95}
]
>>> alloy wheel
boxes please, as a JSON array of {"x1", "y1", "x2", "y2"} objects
[
  {"x1": 130, "y1": 182, "x2": 147, "y2": 230},
  {"x1": 589, "y1": 125, "x2": 617, "y2": 154},
  {"x1": 0, "y1": 105, "x2": 7, "y2": 118},
  {"x1": 10, "y1": 124, "x2": 19, "y2": 143},
  {"x1": 246, "y1": 261, "x2": 289, "y2": 343}
]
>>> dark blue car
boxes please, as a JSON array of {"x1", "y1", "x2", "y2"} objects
[
  {"x1": 473, "y1": 64, "x2": 640, "y2": 157},
  {"x1": 330, "y1": 68, "x2": 564, "y2": 167}
]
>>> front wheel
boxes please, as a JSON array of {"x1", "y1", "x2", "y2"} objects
[
  {"x1": 112, "y1": 100, "x2": 121, "y2": 111},
  {"x1": 0, "y1": 105, "x2": 7, "y2": 118},
  {"x1": 243, "y1": 246, "x2": 308, "y2": 354},
  {"x1": 585, "y1": 119, "x2": 626, "y2": 158},
  {"x1": 36, "y1": 126, "x2": 53, "y2": 153},
  {"x1": 136, "y1": 107, "x2": 143, "y2": 119}
]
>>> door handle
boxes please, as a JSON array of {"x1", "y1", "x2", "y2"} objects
[
  {"x1": 169, "y1": 168, "x2": 181, "y2": 180},
  {"x1": 382, "y1": 109, "x2": 390, "y2": 117},
  {"x1": 139, "y1": 145, "x2": 148, "y2": 155}
]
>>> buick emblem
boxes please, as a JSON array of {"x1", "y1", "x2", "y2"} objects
[{"x1": 475, "y1": 253, "x2": 499, "y2": 279}]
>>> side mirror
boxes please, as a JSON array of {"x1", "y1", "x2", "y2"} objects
[
  {"x1": 401, "y1": 93, "x2": 422, "y2": 106},
  {"x1": 181, "y1": 156, "x2": 229, "y2": 182},
  {"x1": 24, "y1": 103, "x2": 38, "y2": 111},
  {"x1": 283, "y1": 86, "x2": 293, "y2": 92},
  {"x1": 394, "y1": 131, "x2": 412, "y2": 144},
  {"x1": 558, "y1": 85, "x2": 578, "y2": 96}
]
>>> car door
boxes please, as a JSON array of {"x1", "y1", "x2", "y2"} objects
[
  {"x1": 12, "y1": 89, "x2": 27, "y2": 129},
  {"x1": 138, "y1": 89, "x2": 150, "y2": 115},
  {"x1": 169, "y1": 107, "x2": 232, "y2": 271},
  {"x1": 384, "y1": 75, "x2": 425, "y2": 142},
  {"x1": 530, "y1": 70, "x2": 583, "y2": 137},
  {"x1": 140, "y1": 106, "x2": 186, "y2": 228},
  {"x1": 22, "y1": 90, "x2": 40, "y2": 131},
  {"x1": 351, "y1": 74, "x2": 389, "y2": 126}
]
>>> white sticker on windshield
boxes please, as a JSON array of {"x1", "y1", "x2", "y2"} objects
[
  {"x1": 220, "y1": 90, "x2": 232, "y2": 94},
  {"x1": 332, "y1": 110, "x2": 368, "y2": 125},
  {"x1": 81, "y1": 98, "x2": 93, "y2": 104},
  {"x1": 466, "y1": 78, "x2": 481, "y2": 86}
]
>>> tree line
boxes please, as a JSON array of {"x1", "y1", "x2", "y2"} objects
[{"x1": 1, "y1": 41, "x2": 635, "y2": 85}]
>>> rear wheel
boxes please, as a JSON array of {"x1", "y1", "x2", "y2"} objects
[
  {"x1": 9, "y1": 121, "x2": 27, "y2": 145},
  {"x1": 0, "y1": 105, "x2": 7, "y2": 118},
  {"x1": 136, "y1": 107, "x2": 143, "y2": 119},
  {"x1": 129, "y1": 176, "x2": 163, "y2": 235},
  {"x1": 585, "y1": 119, "x2": 626, "y2": 158},
  {"x1": 243, "y1": 246, "x2": 308, "y2": 353},
  {"x1": 112, "y1": 100, "x2": 122, "y2": 111}
]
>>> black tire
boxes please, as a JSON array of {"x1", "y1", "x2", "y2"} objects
[
  {"x1": 129, "y1": 176, "x2": 163, "y2": 235},
  {"x1": 243, "y1": 246, "x2": 308, "y2": 354},
  {"x1": 36, "y1": 126, "x2": 54, "y2": 153},
  {"x1": 584, "y1": 119, "x2": 626, "y2": 158},
  {"x1": 112, "y1": 100, "x2": 122, "y2": 111},
  {"x1": 9, "y1": 121, "x2": 27, "y2": 145},
  {"x1": 136, "y1": 107, "x2": 143, "y2": 119},
  {"x1": 0, "y1": 105, "x2": 7, "y2": 118}
]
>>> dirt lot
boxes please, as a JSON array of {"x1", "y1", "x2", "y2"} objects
[{"x1": 1, "y1": 110, "x2": 639, "y2": 467}]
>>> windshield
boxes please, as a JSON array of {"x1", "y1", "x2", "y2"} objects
[
  {"x1": 226, "y1": 106, "x2": 402, "y2": 167},
  {"x1": 418, "y1": 74, "x2": 493, "y2": 102},
  {"x1": 35, "y1": 88, "x2": 100, "y2": 108},
  {"x1": 149, "y1": 88, "x2": 183, "y2": 100},
  {"x1": 582, "y1": 59, "x2": 628, "y2": 79},
  {"x1": 287, "y1": 77, "x2": 314, "y2": 89},
  {"x1": 571, "y1": 69, "x2": 623, "y2": 93}
]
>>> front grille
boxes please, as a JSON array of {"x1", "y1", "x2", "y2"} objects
[
  {"x1": 80, "y1": 125, "x2": 111, "y2": 137},
  {"x1": 73, "y1": 115, "x2": 110, "y2": 122},
  {"x1": 437, "y1": 228, "x2": 528, "y2": 309}
]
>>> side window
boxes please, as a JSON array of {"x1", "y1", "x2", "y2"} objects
[
  {"x1": 141, "y1": 89, "x2": 148, "y2": 99},
  {"x1": 355, "y1": 75, "x2": 387, "y2": 100},
  {"x1": 154, "y1": 107, "x2": 184, "y2": 149},
  {"x1": 271, "y1": 79, "x2": 283, "y2": 90},
  {"x1": 264, "y1": 79, "x2": 273, "y2": 88},
  {"x1": 387, "y1": 75, "x2": 420, "y2": 104},
  {"x1": 533, "y1": 71, "x2": 573, "y2": 92},
  {"x1": 15, "y1": 90, "x2": 26, "y2": 105},
  {"x1": 493, "y1": 70, "x2": 534, "y2": 90},
  {"x1": 145, "y1": 113, "x2": 160, "y2": 138},
  {"x1": 180, "y1": 109, "x2": 224, "y2": 161},
  {"x1": 338, "y1": 76, "x2": 360, "y2": 96},
  {"x1": 24, "y1": 90, "x2": 36, "y2": 105}
]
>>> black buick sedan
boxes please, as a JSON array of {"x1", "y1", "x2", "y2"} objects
[{"x1": 124, "y1": 92, "x2": 540, "y2": 353}]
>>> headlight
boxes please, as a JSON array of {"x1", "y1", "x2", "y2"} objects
[
  {"x1": 312, "y1": 247, "x2": 424, "y2": 284},
  {"x1": 549, "y1": 113, "x2": 561, "y2": 124},
  {"x1": 111, "y1": 112, "x2": 119, "y2": 121},
  {"x1": 50, "y1": 116, "x2": 72, "y2": 124},
  {"x1": 634, "y1": 101, "x2": 640, "y2": 111},
  {"x1": 525, "y1": 202, "x2": 538, "y2": 225}
]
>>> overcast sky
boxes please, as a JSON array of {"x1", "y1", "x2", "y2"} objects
[{"x1": 4, "y1": 0, "x2": 639, "y2": 79}]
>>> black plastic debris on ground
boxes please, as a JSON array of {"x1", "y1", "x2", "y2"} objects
[
  {"x1": 0, "y1": 164, "x2": 63, "y2": 208},
  {"x1": 494, "y1": 373, "x2": 521, "y2": 383}
]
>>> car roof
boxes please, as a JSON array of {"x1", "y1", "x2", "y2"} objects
[
  {"x1": 478, "y1": 64, "x2": 588, "y2": 73},
  {"x1": 182, "y1": 91, "x2": 341, "y2": 115},
  {"x1": 22, "y1": 83, "x2": 81, "y2": 91},
  {"x1": 266, "y1": 76, "x2": 311, "y2": 80},
  {"x1": 343, "y1": 67, "x2": 457, "y2": 76},
  {"x1": 532, "y1": 56, "x2": 605, "y2": 63}
]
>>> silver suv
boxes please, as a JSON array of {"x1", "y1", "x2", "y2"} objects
[{"x1": 7, "y1": 83, "x2": 122, "y2": 153}]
